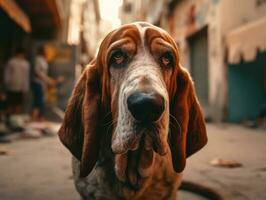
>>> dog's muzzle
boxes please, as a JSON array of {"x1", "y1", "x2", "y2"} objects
[{"x1": 127, "y1": 91, "x2": 165, "y2": 123}]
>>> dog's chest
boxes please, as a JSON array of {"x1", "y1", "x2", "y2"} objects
[{"x1": 72, "y1": 156, "x2": 181, "y2": 200}]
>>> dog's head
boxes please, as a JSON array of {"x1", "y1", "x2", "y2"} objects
[{"x1": 58, "y1": 22, "x2": 207, "y2": 180}]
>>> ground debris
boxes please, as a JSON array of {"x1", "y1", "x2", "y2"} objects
[
  {"x1": 210, "y1": 158, "x2": 243, "y2": 168},
  {"x1": 20, "y1": 128, "x2": 43, "y2": 139},
  {"x1": 0, "y1": 146, "x2": 11, "y2": 155}
]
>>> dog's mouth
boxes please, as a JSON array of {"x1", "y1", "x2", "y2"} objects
[
  {"x1": 134, "y1": 122, "x2": 168, "y2": 155},
  {"x1": 113, "y1": 123, "x2": 168, "y2": 189},
  {"x1": 112, "y1": 122, "x2": 168, "y2": 155}
]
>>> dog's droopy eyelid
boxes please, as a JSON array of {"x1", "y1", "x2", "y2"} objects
[
  {"x1": 159, "y1": 51, "x2": 175, "y2": 68},
  {"x1": 108, "y1": 49, "x2": 129, "y2": 68}
]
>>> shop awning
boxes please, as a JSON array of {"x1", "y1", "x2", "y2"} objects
[
  {"x1": 0, "y1": 0, "x2": 31, "y2": 32},
  {"x1": 226, "y1": 17, "x2": 266, "y2": 64},
  {"x1": 16, "y1": 0, "x2": 63, "y2": 39},
  {"x1": 0, "y1": 0, "x2": 63, "y2": 39}
]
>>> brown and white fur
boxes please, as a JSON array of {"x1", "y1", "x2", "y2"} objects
[{"x1": 58, "y1": 22, "x2": 207, "y2": 200}]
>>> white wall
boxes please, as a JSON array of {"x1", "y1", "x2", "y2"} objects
[{"x1": 220, "y1": 0, "x2": 266, "y2": 33}]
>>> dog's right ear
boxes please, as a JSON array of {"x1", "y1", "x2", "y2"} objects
[
  {"x1": 58, "y1": 62, "x2": 102, "y2": 177},
  {"x1": 169, "y1": 68, "x2": 207, "y2": 173}
]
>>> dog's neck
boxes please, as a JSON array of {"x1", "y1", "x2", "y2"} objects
[{"x1": 94, "y1": 128, "x2": 146, "y2": 196}]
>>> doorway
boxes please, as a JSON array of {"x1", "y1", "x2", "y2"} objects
[{"x1": 188, "y1": 26, "x2": 209, "y2": 115}]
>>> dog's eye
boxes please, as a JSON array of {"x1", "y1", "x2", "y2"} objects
[
  {"x1": 114, "y1": 54, "x2": 124, "y2": 64},
  {"x1": 109, "y1": 50, "x2": 128, "y2": 67},
  {"x1": 160, "y1": 52, "x2": 174, "y2": 68}
]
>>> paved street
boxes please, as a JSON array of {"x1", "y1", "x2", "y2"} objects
[
  {"x1": 184, "y1": 124, "x2": 266, "y2": 200},
  {"x1": 0, "y1": 124, "x2": 265, "y2": 200}
]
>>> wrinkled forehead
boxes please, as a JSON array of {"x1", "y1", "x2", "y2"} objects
[{"x1": 105, "y1": 22, "x2": 178, "y2": 55}]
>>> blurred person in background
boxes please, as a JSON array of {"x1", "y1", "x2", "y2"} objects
[
  {"x1": 31, "y1": 45, "x2": 63, "y2": 121},
  {"x1": 4, "y1": 47, "x2": 30, "y2": 115},
  {"x1": 31, "y1": 45, "x2": 55, "y2": 121}
]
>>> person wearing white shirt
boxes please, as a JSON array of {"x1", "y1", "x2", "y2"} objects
[
  {"x1": 4, "y1": 48, "x2": 30, "y2": 114},
  {"x1": 31, "y1": 45, "x2": 56, "y2": 121}
]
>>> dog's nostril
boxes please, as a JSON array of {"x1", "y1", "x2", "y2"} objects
[{"x1": 127, "y1": 92, "x2": 165, "y2": 122}]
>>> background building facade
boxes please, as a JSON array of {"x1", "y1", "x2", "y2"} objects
[{"x1": 126, "y1": 0, "x2": 266, "y2": 123}]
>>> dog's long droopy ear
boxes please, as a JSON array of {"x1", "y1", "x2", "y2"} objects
[
  {"x1": 170, "y1": 68, "x2": 207, "y2": 173},
  {"x1": 58, "y1": 63, "x2": 102, "y2": 177}
]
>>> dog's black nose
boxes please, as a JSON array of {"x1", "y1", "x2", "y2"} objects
[{"x1": 127, "y1": 92, "x2": 165, "y2": 122}]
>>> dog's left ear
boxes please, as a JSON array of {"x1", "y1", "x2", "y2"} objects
[
  {"x1": 58, "y1": 62, "x2": 102, "y2": 177},
  {"x1": 169, "y1": 68, "x2": 207, "y2": 173}
]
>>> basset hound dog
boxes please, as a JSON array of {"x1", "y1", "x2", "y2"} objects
[{"x1": 58, "y1": 22, "x2": 207, "y2": 200}]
